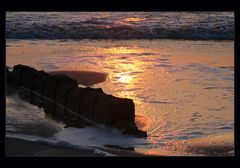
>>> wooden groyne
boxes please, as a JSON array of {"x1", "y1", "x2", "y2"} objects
[{"x1": 6, "y1": 64, "x2": 147, "y2": 137}]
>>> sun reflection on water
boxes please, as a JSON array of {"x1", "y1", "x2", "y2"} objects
[
  {"x1": 111, "y1": 61, "x2": 143, "y2": 105},
  {"x1": 118, "y1": 74, "x2": 133, "y2": 83},
  {"x1": 101, "y1": 47, "x2": 145, "y2": 55},
  {"x1": 99, "y1": 46, "x2": 150, "y2": 108},
  {"x1": 123, "y1": 17, "x2": 146, "y2": 22}
]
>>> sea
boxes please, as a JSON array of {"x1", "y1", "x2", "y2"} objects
[{"x1": 6, "y1": 12, "x2": 234, "y2": 156}]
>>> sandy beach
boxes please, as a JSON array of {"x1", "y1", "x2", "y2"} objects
[
  {"x1": 5, "y1": 137, "x2": 145, "y2": 157},
  {"x1": 6, "y1": 137, "x2": 103, "y2": 156}
]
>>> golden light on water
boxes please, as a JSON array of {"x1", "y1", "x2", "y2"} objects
[
  {"x1": 106, "y1": 55, "x2": 151, "y2": 131},
  {"x1": 118, "y1": 74, "x2": 133, "y2": 83},
  {"x1": 101, "y1": 47, "x2": 144, "y2": 55},
  {"x1": 123, "y1": 17, "x2": 145, "y2": 22},
  {"x1": 100, "y1": 46, "x2": 148, "y2": 106}
]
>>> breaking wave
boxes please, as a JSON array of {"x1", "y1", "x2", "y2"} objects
[{"x1": 6, "y1": 12, "x2": 234, "y2": 40}]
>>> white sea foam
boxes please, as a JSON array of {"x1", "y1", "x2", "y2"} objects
[{"x1": 54, "y1": 126, "x2": 147, "y2": 148}]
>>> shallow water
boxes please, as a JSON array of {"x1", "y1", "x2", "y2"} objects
[{"x1": 6, "y1": 39, "x2": 234, "y2": 156}]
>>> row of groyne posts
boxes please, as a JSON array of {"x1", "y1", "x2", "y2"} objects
[{"x1": 6, "y1": 64, "x2": 147, "y2": 137}]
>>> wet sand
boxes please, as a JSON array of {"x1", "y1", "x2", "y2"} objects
[
  {"x1": 49, "y1": 70, "x2": 107, "y2": 86},
  {"x1": 5, "y1": 138, "x2": 145, "y2": 157},
  {"x1": 6, "y1": 138, "x2": 103, "y2": 156}
]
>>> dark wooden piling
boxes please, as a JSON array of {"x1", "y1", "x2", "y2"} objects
[{"x1": 6, "y1": 64, "x2": 147, "y2": 138}]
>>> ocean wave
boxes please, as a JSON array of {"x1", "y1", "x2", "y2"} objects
[
  {"x1": 6, "y1": 23, "x2": 234, "y2": 40},
  {"x1": 6, "y1": 12, "x2": 234, "y2": 40}
]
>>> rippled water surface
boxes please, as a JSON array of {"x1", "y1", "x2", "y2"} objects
[{"x1": 6, "y1": 39, "x2": 234, "y2": 156}]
